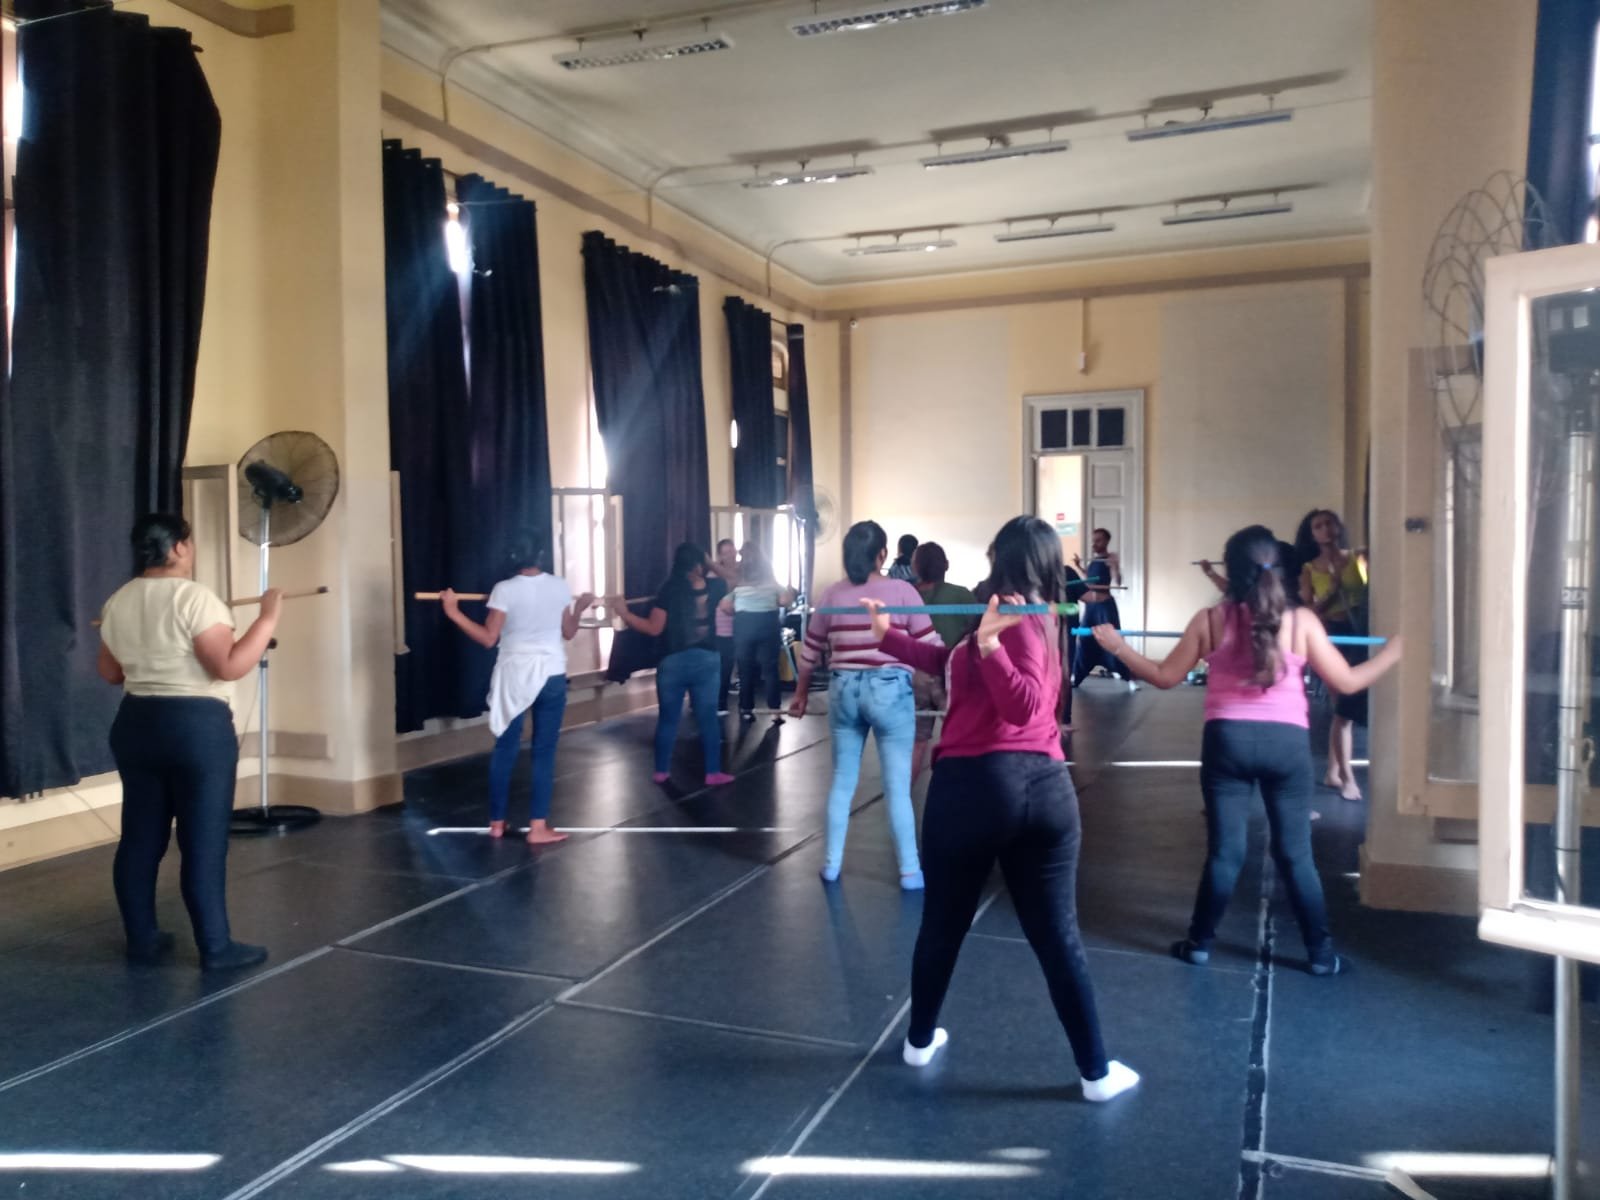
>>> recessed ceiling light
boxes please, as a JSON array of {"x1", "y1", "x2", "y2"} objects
[
  {"x1": 791, "y1": 0, "x2": 988, "y2": 38},
  {"x1": 1127, "y1": 108, "x2": 1294, "y2": 141},
  {"x1": 995, "y1": 221, "x2": 1115, "y2": 242},
  {"x1": 921, "y1": 140, "x2": 1069, "y2": 169},
  {"x1": 844, "y1": 238, "x2": 958, "y2": 256},
  {"x1": 554, "y1": 32, "x2": 735, "y2": 70},
  {"x1": 743, "y1": 165, "x2": 875, "y2": 189},
  {"x1": 1161, "y1": 201, "x2": 1293, "y2": 225}
]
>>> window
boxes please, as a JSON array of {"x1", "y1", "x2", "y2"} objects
[{"x1": 1034, "y1": 403, "x2": 1129, "y2": 450}]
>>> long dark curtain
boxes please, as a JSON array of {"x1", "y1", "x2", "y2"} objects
[
  {"x1": 786, "y1": 324, "x2": 818, "y2": 600},
  {"x1": 724, "y1": 297, "x2": 782, "y2": 509},
  {"x1": 582, "y1": 232, "x2": 710, "y2": 595},
  {"x1": 383, "y1": 141, "x2": 480, "y2": 732},
  {"x1": 454, "y1": 173, "x2": 554, "y2": 705},
  {"x1": 0, "y1": 4, "x2": 220, "y2": 797},
  {"x1": 1526, "y1": 0, "x2": 1600, "y2": 245}
]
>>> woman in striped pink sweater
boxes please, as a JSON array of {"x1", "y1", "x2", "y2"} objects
[{"x1": 793, "y1": 520, "x2": 942, "y2": 889}]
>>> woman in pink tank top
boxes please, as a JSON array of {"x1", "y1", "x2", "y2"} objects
[{"x1": 1091, "y1": 526, "x2": 1402, "y2": 976}]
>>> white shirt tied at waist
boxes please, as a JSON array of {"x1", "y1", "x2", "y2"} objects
[{"x1": 487, "y1": 641, "x2": 565, "y2": 737}]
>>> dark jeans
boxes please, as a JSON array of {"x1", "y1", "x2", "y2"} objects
[
  {"x1": 716, "y1": 635, "x2": 736, "y2": 711},
  {"x1": 487, "y1": 673, "x2": 568, "y2": 823},
  {"x1": 909, "y1": 752, "x2": 1109, "y2": 1078},
  {"x1": 655, "y1": 646, "x2": 722, "y2": 775},
  {"x1": 1072, "y1": 598, "x2": 1131, "y2": 684},
  {"x1": 733, "y1": 610, "x2": 782, "y2": 715},
  {"x1": 109, "y1": 695, "x2": 238, "y2": 955},
  {"x1": 1191, "y1": 720, "x2": 1332, "y2": 961}
]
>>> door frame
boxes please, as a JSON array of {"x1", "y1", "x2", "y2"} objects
[{"x1": 1022, "y1": 389, "x2": 1146, "y2": 644}]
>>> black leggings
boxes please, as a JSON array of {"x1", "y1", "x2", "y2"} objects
[
  {"x1": 1190, "y1": 720, "x2": 1332, "y2": 960},
  {"x1": 733, "y1": 610, "x2": 782, "y2": 715},
  {"x1": 109, "y1": 695, "x2": 239, "y2": 955},
  {"x1": 909, "y1": 752, "x2": 1108, "y2": 1078}
]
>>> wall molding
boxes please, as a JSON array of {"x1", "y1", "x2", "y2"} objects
[{"x1": 168, "y1": 0, "x2": 294, "y2": 37}]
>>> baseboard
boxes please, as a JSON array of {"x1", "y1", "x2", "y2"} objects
[
  {"x1": 0, "y1": 808, "x2": 120, "y2": 873},
  {"x1": 1358, "y1": 847, "x2": 1479, "y2": 916},
  {"x1": 241, "y1": 772, "x2": 403, "y2": 817}
]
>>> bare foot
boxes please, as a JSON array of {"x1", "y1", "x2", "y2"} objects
[
  {"x1": 1339, "y1": 782, "x2": 1363, "y2": 802},
  {"x1": 525, "y1": 821, "x2": 568, "y2": 845},
  {"x1": 488, "y1": 820, "x2": 506, "y2": 839},
  {"x1": 1322, "y1": 773, "x2": 1345, "y2": 791}
]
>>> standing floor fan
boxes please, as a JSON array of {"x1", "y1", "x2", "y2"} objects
[{"x1": 229, "y1": 431, "x2": 340, "y2": 836}]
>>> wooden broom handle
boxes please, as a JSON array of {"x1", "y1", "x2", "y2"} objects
[
  {"x1": 414, "y1": 591, "x2": 653, "y2": 604},
  {"x1": 92, "y1": 585, "x2": 329, "y2": 627}
]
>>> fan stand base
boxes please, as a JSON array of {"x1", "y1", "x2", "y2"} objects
[{"x1": 229, "y1": 805, "x2": 323, "y2": 837}]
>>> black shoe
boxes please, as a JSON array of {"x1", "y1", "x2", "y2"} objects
[
  {"x1": 201, "y1": 941, "x2": 269, "y2": 971},
  {"x1": 1171, "y1": 938, "x2": 1211, "y2": 965},
  {"x1": 126, "y1": 931, "x2": 175, "y2": 965}
]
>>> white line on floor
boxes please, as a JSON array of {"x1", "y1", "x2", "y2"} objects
[
  {"x1": 424, "y1": 826, "x2": 793, "y2": 836},
  {"x1": 1240, "y1": 1149, "x2": 1388, "y2": 1182},
  {"x1": 740, "y1": 890, "x2": 1003, "y2": 1200}
]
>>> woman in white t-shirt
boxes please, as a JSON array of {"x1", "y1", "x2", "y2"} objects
[
  {"x1": 718, "y1": 541, "x2": 795, "y2": 721},
  {"x1": 98, "y1": 513, "x2": 282, "y2": 972},
  {"x1": 441, "y1": 535, "x2": 594, "y2": 844}
]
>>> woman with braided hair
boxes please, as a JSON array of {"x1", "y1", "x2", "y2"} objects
[{"x1": 1093, "y1": 525, "x2": 1401, "y2": 976}]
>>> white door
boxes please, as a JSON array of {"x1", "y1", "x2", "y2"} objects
[{"x1": 1085, "y1": 450, "x2": 1142, "y2": 645}]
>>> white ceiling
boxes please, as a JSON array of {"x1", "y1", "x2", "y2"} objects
[{"x1": 381, "y1": 0, "x2": 1373, "y2": 286}]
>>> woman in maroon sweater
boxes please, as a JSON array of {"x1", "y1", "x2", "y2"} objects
[{"x1": 862, "y1": 516, "x2": 1138, "y2": 1102}]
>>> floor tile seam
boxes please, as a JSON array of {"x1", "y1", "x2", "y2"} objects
[
  {"x1": 267, "y1": 857, "x2": 481, "y2": 886},
  {"x1": 335, "y1": 859, "x2": 535, "y2": 949},
  {"x1": 556, "y1": 998, "x2": 862, "y2": 1052},
  {"x1": 1235, "y1": 832, "x2": 1279, "y2": 1200},
  {"x1": 0, "y1": 860, "x2": 533, "y2": 1096},
  {"x1": 732, "y1": 888, "x2": 1005, "y2": 1200},
  {"x1": 1239, "y1": 1149, "x2": 1388, "y2": 1182},
  {"x1": 219, "y1": 859, "x2": 778, "y2": 1199},
  {"x1": 964, "y1": 930, "x2": 1257, "y2": 974},
  {"x1": 331, "y1": 944, "x2": 580, "y2": 984}
]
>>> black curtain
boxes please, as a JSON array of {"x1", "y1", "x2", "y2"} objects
[
  {"x1": 786, "y1": 324, "x2": 818, "y2": 599},
  {"x1": 0, "y1": 3, "x2": 220, "y2": 797},
  {"x1": 581, "y1": 232, "x2": 710, "y2": 595},
  {"x1": 383, "y1": 141, "x2": 479, "y2": 732},
  {"x1": 1526, "y1": 0, "x2": 1600, "y2": 244},
  {"x1": 455, "y1": 173, "x2": 553, "y2": 704},
  {"x1": 724, "y1": 297, "x2": 782, "y2": 509}
]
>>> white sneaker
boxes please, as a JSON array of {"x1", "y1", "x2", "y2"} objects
[
  {"x1": 902, "y1": 1028, "x2": 949, "y2": 1067},
  {"x1": 1081, "y1": 1060, "x2": 1140, "y2": 1102},
  {"x1": 1126, "y1": 680, "x2": 1139, "y2": 693}
]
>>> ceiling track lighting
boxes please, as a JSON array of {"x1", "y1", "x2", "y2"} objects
[
  {"x1": 791, "y1": 0, "x2": 988, "y2": 38},
  {"x1": 1127, "y1": 102, "x2": 1293, "y2": 141},
  {"x1": 920, "y1": 137, "x2": 1069, "y2": 169},
  {"x1": 995, "y1": 217, "x2": 1115, "y2": 243},
  {"x1": 743, "y1": 161, "x2": 875, "y2": 189},
  {"x1": 1161, "y1": 197, "x2": 1292, "y2": 226},
  {"x1": 844, "y1": 234, "x2": 957, "y2": 256},
  {"x1": 554, "y1": 28, "x2": 735, "y2": 70}
]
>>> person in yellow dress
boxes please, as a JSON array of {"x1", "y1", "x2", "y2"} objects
[{"x1": 1295, "y1": 509, "x2": 1369, "y2": 801}]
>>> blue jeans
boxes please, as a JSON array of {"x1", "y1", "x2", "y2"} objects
[
  {"x1": 825, "y1": 667, "x2": 919, "y2": 875},
  {"x1": 655, "y1": 647, "x2": 722, "y2": 775},
  {"x1": 488, "y1": 674, "x2": 568, "y2": 823}
]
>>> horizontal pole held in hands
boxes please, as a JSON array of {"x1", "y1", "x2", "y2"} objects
[
  {"x1": 230, "y1": 586, "x2": 329, "y2": 608},
  {"x1": 416, "y1": 591, "x2": 654, "y2": 604}
]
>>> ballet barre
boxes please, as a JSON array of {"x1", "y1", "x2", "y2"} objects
[
  {"x1": 92, "y1": 586, "x2": 329, "y2": 627},
  {"x1": 806, "y1": 604, "x2": 1386, "y2": 646},
  {"x1": 415, "y1": 591, "x2": 653, "y2": 604}
]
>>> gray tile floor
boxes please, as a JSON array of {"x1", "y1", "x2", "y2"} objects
[{"x1": 0, "y1": 688, "x2": 1595, "y2": 1199}]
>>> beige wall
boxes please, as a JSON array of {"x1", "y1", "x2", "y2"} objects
[
  {"x1": 1362, "y1": 0, "x2": 1539, "y2": 911},
  {"x1": 842, "y1": 269, "x2": 1364, "y2": 635}
]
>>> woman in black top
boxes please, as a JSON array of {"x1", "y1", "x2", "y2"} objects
[{"x1": 617, "y1": 542, "x2": 733, "y2": 787}]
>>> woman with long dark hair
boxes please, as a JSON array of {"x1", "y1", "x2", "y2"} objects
[
  {"x1": 859, "y1": 516, "x2": 1137, "y2": 1100},
  {"x1": 1093, "y1": 525, "x2": 1401, "y2": 974},
  {"x1": 97, "y1": 514, "x2": 282, "y2": 970},
  {"x1": 1295, "y1": 509, "x2": 1370, "y2": 800},
  {"x1": 793, "y1": 520, "x2": 937, "y2": 888},
  {"x1": 441, "y1": 534, "x2": 595, "y2": 844},
  {"x1": 617, "y1": 542, "x2": 734, "y2": 787}
]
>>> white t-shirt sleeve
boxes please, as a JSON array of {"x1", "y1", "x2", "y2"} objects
[
  {"x1": 179, "y1": 582, "x2": 234, "y2": 638},
  {"x1": 487, "y1": 580, "x2": 511, "y2": 613}
]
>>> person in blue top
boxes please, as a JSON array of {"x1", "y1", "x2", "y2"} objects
[{"x1": 1071, "y1": 528, "x2": 1135, "y2": 689}]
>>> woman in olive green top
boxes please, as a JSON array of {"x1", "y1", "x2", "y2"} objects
[
  {"x1": 98, "y1": 513, "x2": 281, "y2": 970},
  {"x1": 910, "y1": 542, "x2": 976, "y2": 779}
]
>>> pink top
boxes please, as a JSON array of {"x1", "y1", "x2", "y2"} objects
[
  {"x1": 881, "y1": 615, "x2": 1064, "y2": 762},
  {"x1": 1203, "y1": 604, "x2": 1309, "y2": 728},
  {"x1": 800, "y1": 577, "x2": 939, "y2": 673}
]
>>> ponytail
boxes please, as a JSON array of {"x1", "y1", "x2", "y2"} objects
[
  {"x1": 841, "y1": 520, "x2": 887, "y2": 586},
  {"x1": 130, "y1": 513, "x2": 190, "y2": 574},
  {"x1": 1223, "y1": 525, "x2": 1286, "y2": 688}
]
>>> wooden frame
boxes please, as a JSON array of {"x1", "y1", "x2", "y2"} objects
[{"x1": 1478, "y1": 243, "x2": 1600, "y2": 965}]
